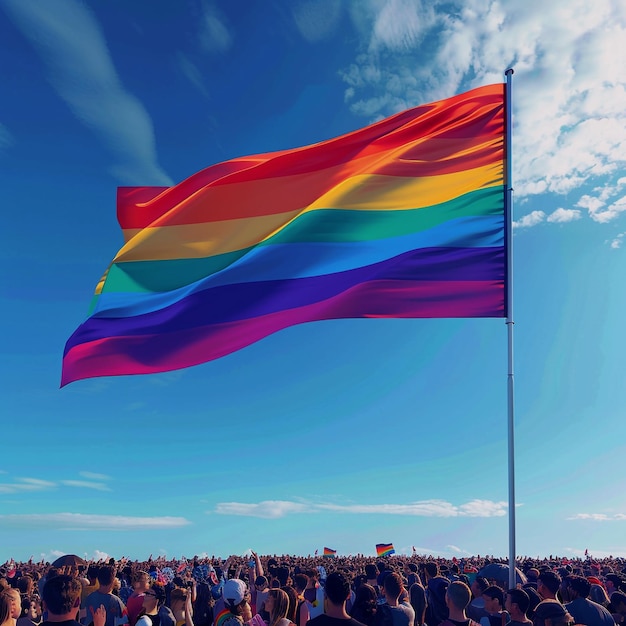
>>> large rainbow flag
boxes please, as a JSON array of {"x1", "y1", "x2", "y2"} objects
[{"x1": 62, "y1": 83, "x2": 506, "y2": 385}]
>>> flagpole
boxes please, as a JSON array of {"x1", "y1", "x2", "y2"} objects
[{"x1": 504, "y1": 67, "x2": 516, "y2": 590}]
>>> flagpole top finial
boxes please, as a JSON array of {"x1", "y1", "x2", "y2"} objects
[{"x1": 505, "y1": 68, "x2": 514, "y2": 76}]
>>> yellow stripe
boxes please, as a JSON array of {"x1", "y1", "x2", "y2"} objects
[{"x1": 112, "y1": 163, "x2": 502, "y2": 263}]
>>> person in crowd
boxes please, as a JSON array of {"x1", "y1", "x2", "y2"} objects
[
  {"x1": 169, "y1": 588, "x2": 194, "y2": 626},
  {"x1": 281, "y1": 588, "x2": 298, "y2": 626},
  {"x1": 41, "y1": 575, "x2": 105, "y2": 626},
  {"x1": 531, "y1": 601, "x2": 572, "y2": 626},
  {"x1": 265, "y1": 589, "x2": 293, "y2": 626},
  {"x1": 423, "y1": 563, "x2": 449, "y2": 626},
  {"x1": 505, "y1": 590, "x2": 532, "y2": 626},
  {"x1": 1, "y1": 596, "x2": 14, "y2": 626},
  {"x1": 349, "y1": 585, "x2": 377, "y2": 626},
  {"x1": 609, "y1": 592, "x2": 626, "y2": 625},
  {"x1": 439, "y1": 581, "x2": 479, "y2": 626},
  {"x1": 303, "y1": 573, "x2": 324, "y2": 621},
  {"x1": 292, "y1": 576, "x2": 310, "y2": 626},
  {"x1": 306, "y1": 572, "x2": 364, "y2": 626},
  {"x1": 214, "y1": 580, "x2": 252, "y2": 626},
  {"x1": 17, "y1": 597, "x2": 41, "y2": 626},
  {"x1": 127, "y1": 572, "x2": 152, "y2": 626},
  {"x1": 479, "y1": 586, "x2": 510, "y2": 626},
  {"x1": 560, "y1": 576, "x2": 614, "y2": 626},
  {"x1": 467, "y1": 579, "x2": 489, "y2": 624},
  {"x1": 408, "y1": 582, "x2": 426, "y2": 626},
  {"x1": 2, "y1": 588, "x2": 21, "y2": 625},
  {"x1": 136, "y1": 584, "x2": 175, "y2": 626},
  {"x1": 375, "y1": 573, "x2": 414, "y2": 626},
  {"x1": 536, "y1": 574, "x2": 560, "y2": 603},
  {"x1": 589, "y1": 585, "x2": 610, "y2": 609},
  {"x1": 82, "y1": 567, "x2": 128, "y2": 626}
]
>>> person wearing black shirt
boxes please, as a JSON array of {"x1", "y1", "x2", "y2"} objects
[{"x1": 42, "y1": 575, "x2": 105, "y2": 626}]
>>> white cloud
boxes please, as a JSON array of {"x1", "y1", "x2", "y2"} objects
[
  {"x1": 567, "y1": 513, "x2": 626, "y2": 521},
  {"x1": 546, "y1": 208, "x2": 582, "y2": 223},
  {"x1": 292, "y1": 0, "x2": 343, "y2": 42},
  {"x1": 0, "y1": 478, "x2": 57, "y2": 494},
  {"x1": 609, "y1": 232, "x2": 625, "y2": 249},
  {"x1": 0, "y1": 513, "x2": 191, "y2": 530},
  {"x1": 60, "y1": 480, "x2": 111, "y2": 492},
  {"x1": 513, "y1": 210, "x2": 545, "y2": 228},
  {"x1": 2, "y1": 0, "x2": 172, "y2": 185},
  {"x1": 214, "y1": 500, "x2": 312, "y2": 519},
  {"x1": 79, "y1": 472, "x2": 110, "y2": 481},
  {"x1": 214, "y1": 498, "x2": 507, "y2": 518},
  {"x1": 199, "y1": 2, "x2": 233, "y2": 53},
  {"x1": 341, "y1": 0, "x2": 626, "y2": 222}
]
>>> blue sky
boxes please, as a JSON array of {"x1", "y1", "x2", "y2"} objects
[{"x1": 1, "y1": 0, "x2": 626, "y2": 564}]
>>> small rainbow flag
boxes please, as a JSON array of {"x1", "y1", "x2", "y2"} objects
[
  {"x1": 323, "y1": 547, "x2": 337, "y2": 557},
  {"x1": 376, "y1": 543, "x2": 395, "y2": 557}
]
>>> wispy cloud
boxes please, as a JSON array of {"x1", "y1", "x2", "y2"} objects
[
  {"x1": 198, "y1": 2, "x2": 233, "y2": 54},
  {"x1": 0, "y1": 513, "x2": 191, "y2": 530},
  {"x1": 292, "y1": 0, "x2": 344, "y2": 42},
  {"x1": 0, "y1": 473, "x2": 111, "y2": 494},
  {"x1": 568, "y1": 513, "x2": 626, "y2": 521},
  {"x1": 513, "y1": 210, "x2": 545, "y2": 229},
  {"x1": 0, "y1": 478, "x2": 57, "y2": 494},
  {"x1": 608, "y1": 232, "x2": 625, "y2": 249},
  {"x1": 340, "y1": 0, "x2": 626, "y2": 223},
  {"x1": 2, "y1": 0, "x2": 172, "y2": 185},
  {"x1": 214, "y1": 498, "x2": 507, "y2": 519},
  {"x1": 60, "y1": 480, "x2": 111, "y2": 492}
]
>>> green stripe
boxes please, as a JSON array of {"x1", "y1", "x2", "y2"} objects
[{"x1": 100, "y1": 186, "x2": 503, "y2": 295}]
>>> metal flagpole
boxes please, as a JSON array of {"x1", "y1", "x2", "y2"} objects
[{"x1": 504, "y1": 68, "x2": 516, "y2": 590}]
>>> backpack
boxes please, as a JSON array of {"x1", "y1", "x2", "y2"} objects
[{"x1": 425, "y1": 578, "x2": 449, "y2": 626}]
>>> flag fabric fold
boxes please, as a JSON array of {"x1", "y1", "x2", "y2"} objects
[{"x1": 62, "y1": 83, "x2": 506, "y2": 385}]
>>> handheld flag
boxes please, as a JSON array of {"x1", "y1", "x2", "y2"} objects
[
  {"x1": 376, "y1": 543, "x2": 395, "y2": 557},
  {"x1": 323, "y1": 547, "x2": 337, "y2": 557},
  {"x1": 62, "y1": 84, "x2": 505, "y2": 385}
]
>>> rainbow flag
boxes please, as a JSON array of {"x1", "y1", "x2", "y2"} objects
[
  {"x1": 323, "y1": 547, "x2": 337, "y2": 557},
  {"x1": 376, "y1": 543, "x2": 395, "y2": 557},
  {"x1": 62, "y1": 84, "x2": 505, "y2": 385}
]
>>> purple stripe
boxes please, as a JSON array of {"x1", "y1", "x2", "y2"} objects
[
  {"x1": 66, "y1": 247, "x2": 503, "y2": 353},
  {"x1": 62, "y1": 277, "x2": 504, "y2": 384}
]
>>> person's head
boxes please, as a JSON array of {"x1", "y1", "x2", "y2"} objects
[
  {"x1": 42, "y1": 575, "x2": 82, "y2": 617},
  {"x1": 383, "y1": 573, "x2": 403, "y2": 601},
  {"x1": 506, "y1": 589, "x2": 530, "y2": 617},
  {"x1": 365, "y1": 564, "x2": 378, "y2": 581},
  {"x1": 588, "y1": 583, "x2": 609, "y2": 606},
  {"x1": 142, "y1": 584, "x2": 166, "y2": 613},
  {"x1": 537, "y1": 572, "x2": 561, "y2": 598},
  {"x1": 353, "y1": 583, "x2": 377, "y2": 609},
  {"x1": 532, "y1": 600, "x2": 573, "y2": 626},
  {"x1": 223, "y1": 579, "x2": 251, "y2": 621},
  {"x1": 611, "y1": 591, "x2": 626, "y2": 613},
  {"x1": 562, "y1": 575, "x2": 590, "y2": 601},
  {"x1": 605, "y1": 574, "x2": 623, "y2": 595},
  {"x1": 324, "y1": 572, "x2": 350, "y2": 607},
  {"x1": 16, "y1": 576, "x2": 34, "y2": 596},
  {"x1": 132, "y1": 570, "x2": 151, "y2": 592},
  {"x1": 471, "y1": 577, "x2": 489, "y2": 598},
  {"x1": 1, "y1": 588, "x2": 21, "y2": 620},
  {"x1": 169, "y1": 588, "x2": 188, "y2": 614},
  {"x1": 482, "y1": 586, "x2": 504, "y2": 612},
  {"x1": 424, "y1": 563, "x2": 439, "y2": 579},
  {"x1": 293, "y1": 574, "x2": 307, "y2": 594},
  {"x1": 97, "y1": 565, "x2": 116, "y2": 588},
  {"x1": 0, "y1": 595, "x2": 12, "y2": 626},
  {"x1": 266, "y1": 588, "x2": 289, "y2": 626},
  {"x1": 255, "y1": 576, "x2": 269, "y2": 592},
  {"x1": 446, "y1": 581, "x2": 471, "y2": 612}
]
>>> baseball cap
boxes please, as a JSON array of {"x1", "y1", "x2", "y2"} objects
[{"x1": 223, "y1": 578, "x2": 247, "y2": 607}]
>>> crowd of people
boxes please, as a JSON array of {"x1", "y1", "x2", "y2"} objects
[{"x1": 1, "y1": 554, "x2": 626, "y2": 626}]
